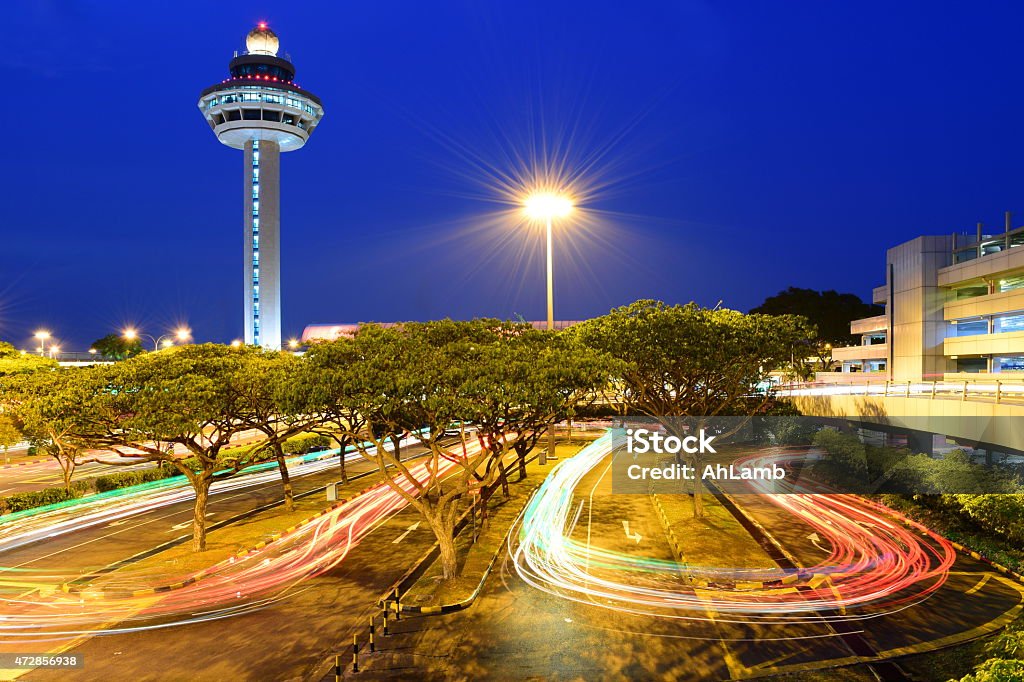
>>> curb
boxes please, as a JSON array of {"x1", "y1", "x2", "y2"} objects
[
  {"x1": 867, "y1": 497, "x2": 1024, "y2": 587},
  {"x1": 0, "y1": 459, "x2": 43, "y2": 470},
  {"x1": 649, "y1": 489, "x2": 686, "y2": 566}
]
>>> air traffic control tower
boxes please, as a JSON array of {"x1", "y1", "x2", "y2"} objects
[{"x1": 198, "y1": 23, "x2": 324, "y2": 349}]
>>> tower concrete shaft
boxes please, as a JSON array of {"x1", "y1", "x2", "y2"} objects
[{"x1": 244, "y1": 139, "x2": 281, "y2": 349}]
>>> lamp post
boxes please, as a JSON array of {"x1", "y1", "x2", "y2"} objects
[
  {"x1": 123, "y1": 327, "x2": 192, "y2": 352},
  {"x1": 522, "y1": 191, "x2": 574, "y2": 464},
  {"x1": 34, "y1": 330, "x2": 50, "y2": 356}
]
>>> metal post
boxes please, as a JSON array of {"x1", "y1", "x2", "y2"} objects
[
  {"x1": 369, "y1": 617, "x2": 375, "y2": 653},
  {"x1": 334, "y1": 654, "x2": 341, "y2": 682},
  {"x1": 383, "y1": 611, "x2": 389, "y2": 637},
  {"x1": 962, "y1": 381, "x2": 968, "y2": 401},
  {"x1": 546, "y1": 217, "x2": 554, "y2": 331},
  {"x1": 352, "y1": 633, "x2": 359, "y2": 673},
  {"x1": 931, "y1": 382, "x2": 937, "y2": 399},
  {"x1": 1007, "y1": 211, "x2": 1012, "y2": 251},
  {"x1": 996, "y1": 380, "x2": 1002, "y2": 404},
  {"x1": 541, "y1": 217, "x2": 555, "y2": 466},
  {"x1": 906, "y1": 381, "x2": 911, "y2": 397}
]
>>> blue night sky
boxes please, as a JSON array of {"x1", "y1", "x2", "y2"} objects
[{"x1": 3, "y1": 1, "x2": 1024, "y2": 349}]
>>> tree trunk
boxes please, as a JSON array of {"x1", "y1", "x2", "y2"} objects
[
  {"x1": 691, "y1": 462, "x2": 705, "y2": 518},
  {"x1": 335, "y1": 435, "x2": 349, "y2": 483},
  {"x1": 498, "y1": 462, "x2": 510, "y2": 499},
  {"x1": 514, "y1": 442, "x2": 529, "y2": 480},
  {"x1": 425, "y1": 510, "x2": 459, "y2": 579},
  {"x1": 274, "y1": 442, "x2": 295, "y2": 512},
  {"x1": 192, "y1": 473, "x2": 213, "y2": 552},
  {"x1": 390, "y1": 434, "x2": 402, "y2": 461}
]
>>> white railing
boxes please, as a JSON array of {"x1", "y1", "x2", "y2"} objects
[{"x1": 779, "y1": 378, "x2": 1024, "y2": 405}]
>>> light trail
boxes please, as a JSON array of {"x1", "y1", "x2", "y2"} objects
[
  {"x1": 0, "y1": 441, "x2": 483, "y2": 643},
  {"x1": 0, "y1": 436, "x2": 417, "y2": 554},
  {"x1": 510, "y1": 433, "x2": 955, "y2": 625}
]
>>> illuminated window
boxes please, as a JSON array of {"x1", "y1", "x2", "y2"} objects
[
  {"x1": 995, "y1": 314, "x2": 1024, "y2": 333},
  {"x1": 999, "y1": 276, "x2": 1024, "y2": 292}
]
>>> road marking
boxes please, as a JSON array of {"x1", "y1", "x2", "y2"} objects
[
  {"x1": 807, "y1": 532, "x2": 830, "y2": 553},
  {"x1": 621, "y1": 520, "x2": 642, "y2": 544},
  {"x1": 965, "y1": 573, "x2": 992, "y2": 595},
  {"x1": 392, "y1": 521, "x2": 421, "y2": 544},
  {"x1": 170, "y1": 516, "x2": 214, "y2": 532}
]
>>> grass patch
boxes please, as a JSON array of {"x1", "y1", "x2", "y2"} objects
[{"x1": 656, "y1": 491, "x2": 776, "y2": 570}]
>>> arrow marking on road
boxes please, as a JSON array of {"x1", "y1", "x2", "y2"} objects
[
  {"x1": 170, "y1": 516, "x2": 213, "y2": 531},
  {"x1": 808, "y1": 532, "x2": 830, "y2": 553},
  {"x1": 622, "y1": 520, "x2": 642, "y2": 544},
  {"x1": 392, "y1": 521, "x2": 421, "y2": 544}
]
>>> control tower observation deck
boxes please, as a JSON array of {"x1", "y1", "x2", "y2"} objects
[{"x1": 198, "y1": 23, "x2": 324, "y2": 349}]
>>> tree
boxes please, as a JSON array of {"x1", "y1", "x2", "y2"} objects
[
  {"x1": 65, "y1": 345, "x2": 278, "y2": 551},
  {"x1": 0, "y1": 370, "x2": 98, "y2": 491},
  {"x1": 286, "y1": 340, "x2": 367, "y2": 484},
  {"x1": 572, "y1": 300, "x2": 815, "y2": 516},
  {"x1": 0, "y1": 413, "x2": 22, "y2": 461},
  {"x1": 750, "y1": 287, "x2": 882, "y2": 346},
  {"x1": 0, "y1": 341, "x2": 57, "y2": 375},
  {"x1": 228, "y1": 351, "x2": 319, "y2": 511},
  {"x1": 90, "y1": 333, "x2": 144, "y2": 360},
  {"x1": 459, "y1": 326, "x2": 617, "y2": 487}
]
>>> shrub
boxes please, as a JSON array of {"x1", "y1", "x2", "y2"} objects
[
  {"x1": 93, "y1": 467, "x2": 179, "y2": 493},
  {"x1": 284, "y1": 433, "x2": 331, "y2": 454},
  {"x1": 0, "y1": 480, "x2": 91, "y2": 514}
]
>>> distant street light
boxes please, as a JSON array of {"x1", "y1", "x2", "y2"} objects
[
  {"x1": 522, "y1": 190, "x2": 574, "y2": 465},
  {"x1": 230, "y1": 339, "x2": 243, "y2": 348},
  {"x1": 34, "y1": 330, "x2": 51, "y2": 356},
  {"x1": 123, "y1": 326, "x2": 192, "y2": 352},
  {"x1": 523, "y1": 191, "x2": 574, "y2": 331},
  {"x1": 287, "y1": 338, "x2": 300, "y2": 350},
  {"x1": 48, "y1": 345, "x2": 60, "y2": 359}
]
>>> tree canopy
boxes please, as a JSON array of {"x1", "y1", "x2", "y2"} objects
[
  {"x1": 750, "y1": 287, "x2": 882, "y2": 346},
  {"x1": 572, "y1": 300, "x2": 814, "y2": 418},
  {"x1": 0, "y1": 341, "x2": 57, "y2": 375},
  {"x1": 90, "y1": 333, "x2": 144, "y2": 360}
]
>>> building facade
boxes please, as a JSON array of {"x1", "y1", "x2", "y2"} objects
[
  {"x1": 198, "y1": 24, "x2": 324, "y2": 349},
  {"x1": 830, "y1": 214, "x2": 1024, "y2": 381}
]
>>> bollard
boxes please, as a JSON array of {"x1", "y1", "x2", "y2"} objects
[
  {"x1": 394, "y1": 590, "x2": 401, "y2": 621},
  {"x1": 383, "y1": 610, "x2": 389, "y2": 637},
  {"x1": 334, "y1": 654, "x2": 341, "y2": 682},
  {"x1": 352, "y1": 633, "x2": 359, "y2": 673},
  {"x1": 369, "y1": 617, "x2": 375, "y2": 653}
]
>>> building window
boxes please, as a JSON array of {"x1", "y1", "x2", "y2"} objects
[
  {"x1": 996, "y1": 356, "x2": 1024, "y2": 372},
  {"x1": 954, "y1": 320, "x2": 988, "y2": 337},
  {"x1": 956, "y1": 357, "x2": 987, "y2": 373},
  {"x1": 995, "y1": 313, "x2": 1024, "y2": 333},
  {"x1": 953, "y1": 285, "x2": 988, "y2": 300},
  {"x1": 999, "y1": 276, "x2": 1024, "y2": 293}
]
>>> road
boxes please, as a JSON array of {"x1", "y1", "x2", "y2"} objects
[{"x1": 346, "y1": 436, "x2": 1024, "y2": 680}]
